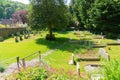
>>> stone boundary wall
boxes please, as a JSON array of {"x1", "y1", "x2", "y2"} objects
[{"x1": 0, "y1": 27, "x2": 26, "y2": 37}]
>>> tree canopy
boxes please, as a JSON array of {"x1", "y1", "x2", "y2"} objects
[
  {"x1": 70, "y1": 0, "x2": 120, "y2": 38},
  {"x1": 0, "y1": 0, "x2": 28, "y2": 19},
  {"x1": 29, "y1": 0, "x2": 70, "y2": 40}
]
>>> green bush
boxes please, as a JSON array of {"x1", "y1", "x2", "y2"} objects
[
  {"x1": 10, "y1": 66, "x2": 76, "y2": 80},
  {"x1": 102, "y1": 60, "x2": 120, "y2": 80}
]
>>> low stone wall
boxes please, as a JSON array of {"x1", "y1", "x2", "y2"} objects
[{"x1": 0, "y1": 27, "x2": 26, "y2": 37}]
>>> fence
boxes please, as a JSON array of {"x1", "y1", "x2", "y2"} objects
[
  {"x1": 16, "y1": 51, "x2": 41, "y2": 69},
  {"x1": 0, "y1": 27, "x2": 26, "y2": 37}
]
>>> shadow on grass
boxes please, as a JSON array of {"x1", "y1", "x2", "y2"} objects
[
  {"x1": 35, "y1": 37, "x2": 69, "y2": 49},
  {"x1": 35, "y1": 37, "x2": 92, "y2": 54}
]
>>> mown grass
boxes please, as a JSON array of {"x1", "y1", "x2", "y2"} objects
[
  {"x1": 0, "y1": 31, "x2": 74, "y2": 65},
  {"x1": 105, "y1": 45, "x2": 120, "y2": 60}
]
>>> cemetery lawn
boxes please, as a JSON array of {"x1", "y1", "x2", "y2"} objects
[
  {"x1": 105, "y1": 45, "x2": 120, "y2": 60},
  {"x1": 0, "y1": 31, "x2": 75, "y2": 65}
]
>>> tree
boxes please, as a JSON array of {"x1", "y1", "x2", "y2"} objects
[
  {"x1": 0, "y1": 0, "x2": 28, "y2": 19},
  {"x1": 29, "y1": 0, "x2": 70, "y2": 40},
  {"x1": 12, "y1": 10, "x2": 28, "y2": 24},
  {"x1": 88, "y1": 0, "x2": 120, "y2": 34},
  {"x1": 69, "y1": 0, "x2": 94, "y2": 30}
]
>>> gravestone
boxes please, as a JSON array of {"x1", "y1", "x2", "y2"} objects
[
  {"x1": 15, "y1": 36, "x2": 19, "y2": 42},
  {"x1": 76, "y1": 62, "x2": 80, "y2": 76},
  {"x1": 98, "y1": 48, "x2": 110, "y2": 61},
  {"x1": 19, "y1": 35, "x2": 23, "y2": 41},
  {"x1": 69, "y1": 53, "x2": 75, "y2": 65}
]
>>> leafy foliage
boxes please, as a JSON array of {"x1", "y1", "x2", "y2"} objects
[
  {"x1": 102, "y1": 60, "x2": 120, "y2": 80},
  {"x1": 29, "y1": 0, "x2": 71, "y2": 40},
  {"x1": 0, "y1": 0, "x2": 28, "y2": 19},
  {"x1": 12, "y1": 10, "x2": 28, "y2": 24},
  {"x1": 70, "y1": 0, "x2": 120, "y2": 38}
]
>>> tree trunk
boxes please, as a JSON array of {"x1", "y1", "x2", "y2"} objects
[
  {"x1": 46, "y1": 25, "x2": 55, "y2": 41},
  {"x1": 49, "y1": 26, "x2": 52, "y2": 37}
]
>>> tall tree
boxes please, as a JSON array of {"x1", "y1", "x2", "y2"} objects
[
  {"x1": 12, "y1": 10, "x2": 28, "y2": 24},
  {"x1": 88, "y1": 0, "x2": 120, "y2": 34},
  {"x1": 29, "y1": 0, "x2": 70, "y2": 40}
]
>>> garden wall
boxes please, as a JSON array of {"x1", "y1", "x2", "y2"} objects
[{"x1": 0, "y1": 27, "x2": 26, "y2": 37}]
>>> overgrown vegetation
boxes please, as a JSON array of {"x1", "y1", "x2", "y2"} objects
[
  {"x1": 8, "y1": 66, "x2": 76, "y2": 80},
  {"x1": 0, "y1": 0, "x2": 28, "y2": 19},
  {"x1": 102, "y1": 60, "x2": 120, "y2": 80},
  {"x1": 70, "y1": 0, "x2": 120, "y2": 39}
]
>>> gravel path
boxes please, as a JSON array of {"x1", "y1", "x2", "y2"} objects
[{"x1": 0, "y1": 42, "x2": 66, "y2": 79}]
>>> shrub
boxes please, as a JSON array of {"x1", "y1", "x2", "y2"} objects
[
  {"x1": 13, "y1": 67, "x2": 48, "y2": 80},
  {"x1": 102, "y1": 60, "x2": 120, "y2": 80}
]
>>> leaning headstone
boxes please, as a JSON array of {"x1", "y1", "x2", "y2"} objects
[
  {"x1": 19, "y1": 35, "x2": 23, "y2": 41},
  {"x1": 15, "y1": 36, "x2": 19, "y2": 42}
]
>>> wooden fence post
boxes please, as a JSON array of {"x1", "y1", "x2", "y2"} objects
[
  {"x1": 38, "y1": 51, "x2": 41, "y2": 61},
  {"x1": 108, "y1": 55, "x2": 110, "y2": 61},
  {"x1": 22, "y1": 58, "x2": 26, "y2": 69},
  {"x1": 16, "y1": 56, "x2": 20, "y2": 69}
]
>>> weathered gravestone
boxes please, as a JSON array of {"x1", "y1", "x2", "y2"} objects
[
  {"x1": 76, "y1": 62, "x2": 80, "y2": 76},
  {"x1": 19, "y1": 35, "x2": 23, "y2": 41},
  {"x1": 98, "y1": 48, "x2": 110, "y2": 61},
  {"x1": 15, "y1": 36, "x2": 19, "y2": 42},
  {"x1": 69, "y1": 53, "x2": 75, "y2": 65}
]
